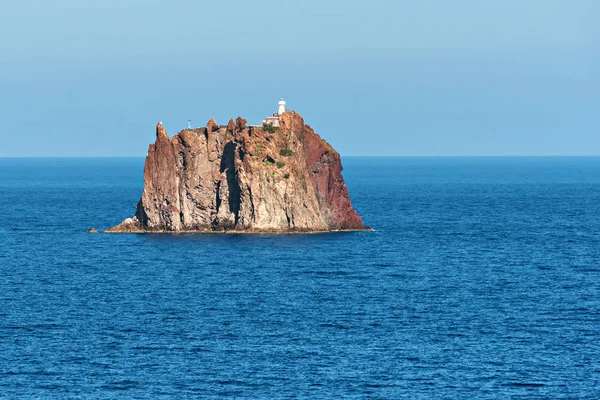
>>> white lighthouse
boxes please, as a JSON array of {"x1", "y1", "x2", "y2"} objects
[
  {"x1": 261, "y1": 98, "x2": 287, "y2": 127},
  {"x1": 278, "y1": 98, "x2": 286, "y2": 115}
]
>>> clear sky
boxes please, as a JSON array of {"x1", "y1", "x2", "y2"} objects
[{"x1": 1, "y1": 0, "x2": 598, "y2": 156}]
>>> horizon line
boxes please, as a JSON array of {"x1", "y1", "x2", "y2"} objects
[{"x1": 2, "y1": 155, "x2": 600, "y2": 159}]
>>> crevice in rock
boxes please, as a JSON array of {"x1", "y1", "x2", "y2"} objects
[
  {"x1": 178, "y1": 151, "x2": 186, "y2": 169},
  {"x1": 215, "y1": 180, "x2": 222, "y2": 212},
  {"x1": 135, "y1": 200, "x2": 149, "y2": 226},
  {"x1": 247, "y1": 186, "x2": 255, "y2": 223},
  {"x1": 220, "y1": 142, "x2": 241, "y2": 226}
]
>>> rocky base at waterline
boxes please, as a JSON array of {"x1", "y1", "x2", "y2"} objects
[{"x1": 107, "y1": 111, "x2": 369, "y2": 233}]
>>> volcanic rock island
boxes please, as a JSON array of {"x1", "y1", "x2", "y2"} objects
[{"x1": 107, "y1": 100, "x2": 368, "y2": 233}]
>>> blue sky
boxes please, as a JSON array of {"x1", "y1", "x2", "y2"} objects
[{"x1": 1, "y1": 0, "x2": 598, "y2": 156}]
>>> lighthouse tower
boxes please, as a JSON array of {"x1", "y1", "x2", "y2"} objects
[
  {"x1": 278, "y1": 98, "x2": 286, "y2": 115},
  {"x1": 261, "y1": 99, "x2": 287, "y2": 127}
]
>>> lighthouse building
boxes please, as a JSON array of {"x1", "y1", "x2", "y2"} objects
[{"x1": 262, "y1": 98, "x2": 286, "y2": 127}]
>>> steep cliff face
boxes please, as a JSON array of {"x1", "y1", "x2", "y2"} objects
[{"x1": 107, "y1": 111, "x2": 368, "y2": 233}]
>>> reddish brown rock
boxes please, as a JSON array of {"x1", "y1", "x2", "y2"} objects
[
  {"x1": 206, "y1": 118, "x2": 218, "y2": 132},
  {"x1": 235, "y1": 116, "x2": 247, "y2": 131},
  {"x1": 106, "y1": 111, "x2": 369, "y2": 233},
  {"x1": 227, "y1": 119, "x2": 236, "y2": 133}
]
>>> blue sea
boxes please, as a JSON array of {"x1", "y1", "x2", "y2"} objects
[{"x1": 1, "y1": 157, "x2": 600, "y2": 399}]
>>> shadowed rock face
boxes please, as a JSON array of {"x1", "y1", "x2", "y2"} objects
[{"x1": 107, "y1": 111, "x2": 368, "y2": 233}]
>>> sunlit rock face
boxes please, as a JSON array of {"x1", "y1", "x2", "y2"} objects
[{"x1": 107, "y1": 111, "x2": 367, "y2": 233}]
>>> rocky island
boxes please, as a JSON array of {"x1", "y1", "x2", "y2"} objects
[{"x1": 107, "y1": 102, "x2": 368, "y2": 233}]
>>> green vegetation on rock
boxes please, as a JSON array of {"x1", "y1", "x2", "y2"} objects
[{"x1": 262, "y1": 123, "x2": 277, "y2": 133}]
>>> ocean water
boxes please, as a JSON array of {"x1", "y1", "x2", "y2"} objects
[{"x1": 1, "y1": 157, "x2": 600, "y2": 399}]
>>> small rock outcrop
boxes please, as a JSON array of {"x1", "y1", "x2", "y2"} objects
[
  {"x1": 87, "y1": 228, "x2": 99, "y2": 233},
  {"x1": 107, "y1": 111, "x2": 368, "y2": 233}
]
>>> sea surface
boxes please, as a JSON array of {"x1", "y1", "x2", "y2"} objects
[{"x1": 1, "y1": 157, "x2": 600, "y2": 399}]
